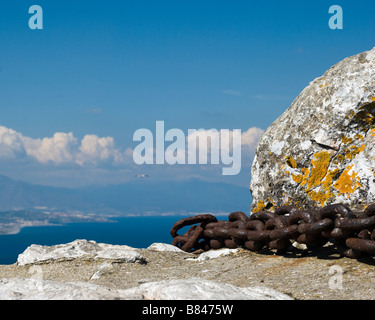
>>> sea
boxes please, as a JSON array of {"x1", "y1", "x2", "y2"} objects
[{"x1": 0, "y1": 216, "x2": 186, "y2": 265}]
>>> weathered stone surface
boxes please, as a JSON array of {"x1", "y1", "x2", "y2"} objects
[
  {"x1": 250, "y1": 47, "x2": 375, "y2": 212},
  {"x1": 124, "y1": 278, "x2": 292, "y2": 300},
  {"x1": 17, "y1": 239, "x2": 146, "y2": 266},
  {"x1": 2, "y1": 242, "x2": 375, "y2": 299},
  {"x1": 0, "y1": 278, "x2": 140, "y2": 300},
  {"x1": 0, "y1": 277, "x2": 292, "y2": 300}
]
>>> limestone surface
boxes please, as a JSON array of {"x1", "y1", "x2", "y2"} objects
[
  {"x1": 0, "y1": 277, "x2": 292, "y2": 300},
  {"x1": 2, "y1": 241, "x2": 375, "y2": 300},
  {"x1": 124, "y1": 278, "x2": 292, "y2": 300}
]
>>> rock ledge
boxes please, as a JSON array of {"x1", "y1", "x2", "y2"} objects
[{"x1": 1, "y1": 239, "x2": 375, "y2": 300}]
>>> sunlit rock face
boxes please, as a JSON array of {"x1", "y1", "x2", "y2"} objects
[
  {"x1": 250, "y1": 47, "x2": 375, "y2": 212},
  {"x1": 17, "y1": 239, "x2": 146, "y2": 265}
]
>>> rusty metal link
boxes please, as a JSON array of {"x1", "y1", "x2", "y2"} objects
[
  {"x1": 228, "y1": 211, "x2": 249, "y2": 223},
  {"x1": 335, "y1": 215, "x2": 375, "y2": 231},
  {"x1": 170, "y1": 214, "x2": 217, "y2": 238},
  {"x1": 315, "y1": 204, "x2": 355, "y2": 240},
  {"x1": 170, "y1": 203, "x2": 375, "y2": 259},
  {"x1": 364, "y1": 204, "x2": 375, "y2": 217},
  {"x1": 249, "y1": 210, "x2": 277, "y2": 221},
  {"x1": 346, "y1": 238, "x2": 375, "y2": 253},
  {"x1": 274, "y1": 205, "x2": 299, "y2": 216},
  {"x1": 170, "y1": 214, "x2": 217, "y2": 252},
  {"x1": 172, "y1": 224, "x2": 204, "y2": 252}
]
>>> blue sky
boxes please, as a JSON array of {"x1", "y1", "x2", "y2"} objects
[{"x1": 0, "y1": 0, "x2": 374, "y2": 187}]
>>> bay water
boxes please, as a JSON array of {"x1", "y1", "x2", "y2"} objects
[{"x1": 0, "y1": 216, "x2": 182, "y2": 265}]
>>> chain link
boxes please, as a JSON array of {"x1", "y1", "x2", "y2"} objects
[{"x1": 170, "y1": 203, "x2": 375, "y2": 259}]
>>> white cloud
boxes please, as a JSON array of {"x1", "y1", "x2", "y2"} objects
[
  {"x1": 0, "y1": 125, "x2": 264, "y2": 187},
  {"x1": 22, "y1": 132, "x2": 78, "y2": 164},
  {"x1": 186, "y1": 127, "x2": 264, "y2": 155},
  {"x1": 76, "y1": 135, "x2": 123, "y2": 165},
  {"x1": 0, "y1": 125, "x2": 264, "y2": 170},
  {"x1": 185, "y1": 127, "x2": 264, "y2": 173},
  {"x1": 0, "y1": 125, "x2": 126, "y2": 166},
  {"x1": 0, "y1": 126, "x2": 24, "y2": 158},
  {"x1": 241, "y1": 127, "x2": 265, "y2": 152}
]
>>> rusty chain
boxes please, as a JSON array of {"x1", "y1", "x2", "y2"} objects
[{"x1": 170, "y1": 203, "x2": 375, "y2": 259}]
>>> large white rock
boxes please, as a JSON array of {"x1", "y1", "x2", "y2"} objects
[
  {"x1": 17, "y1": 239, "x2": 146, "y2": 266},
  {"x1": 250, "y1": 47, "x2": 375, "y2": 212},
  {"x1": 0, "y1": 278, "x2": 292, "y2": 300}
]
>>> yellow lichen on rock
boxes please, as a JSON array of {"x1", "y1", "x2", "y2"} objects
[
  {"x1": 333, "y1": 165, "x2": 362, "y2": 197},
  {"x1": 322, "y1": 169, "x2": 339, "y2": 191},
  {"x1": 252, "y1": 200, "x2": 266, "y2": 213},
  {"x1": 309, "y1": 190, "x2": 328, "y2": 207},
  {"x1": 292, "y1": 173, "x2": 303, "y2": 184},
  {"x1": 259, "y1": 116, "x2": 366, "y2": 210},
  {"x1": 307, "y1": 169, "x2": 339, "y2": 207},
  {"x1": 285, "y1": 156, "x2": 297, "y2": 169},
  {"x1": 289, "y1": 149, "x2": 364, "y2": 206},
  {"x1": 341, "y1": 136, "x2": 353, "y2": 144},
  {"x1": 300, "y1": 169, "x2": 309, "y2": 187},
  {"x1": 292, "y1": 168, "x2": 309, "y2": 185},
  {"x1": 306, "y1": 151, "x2": 331, "y2": 191},
  {"x1": 344, "y1": 144, "x2": 365, "y2": 160},
  {"x1": 267, "y1": 198, "x2": 275, "y2": 211}
]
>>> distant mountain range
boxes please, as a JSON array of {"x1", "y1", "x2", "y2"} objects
[{"x1": 0, "y1": 175, "x2": 251, "y2": 216}]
